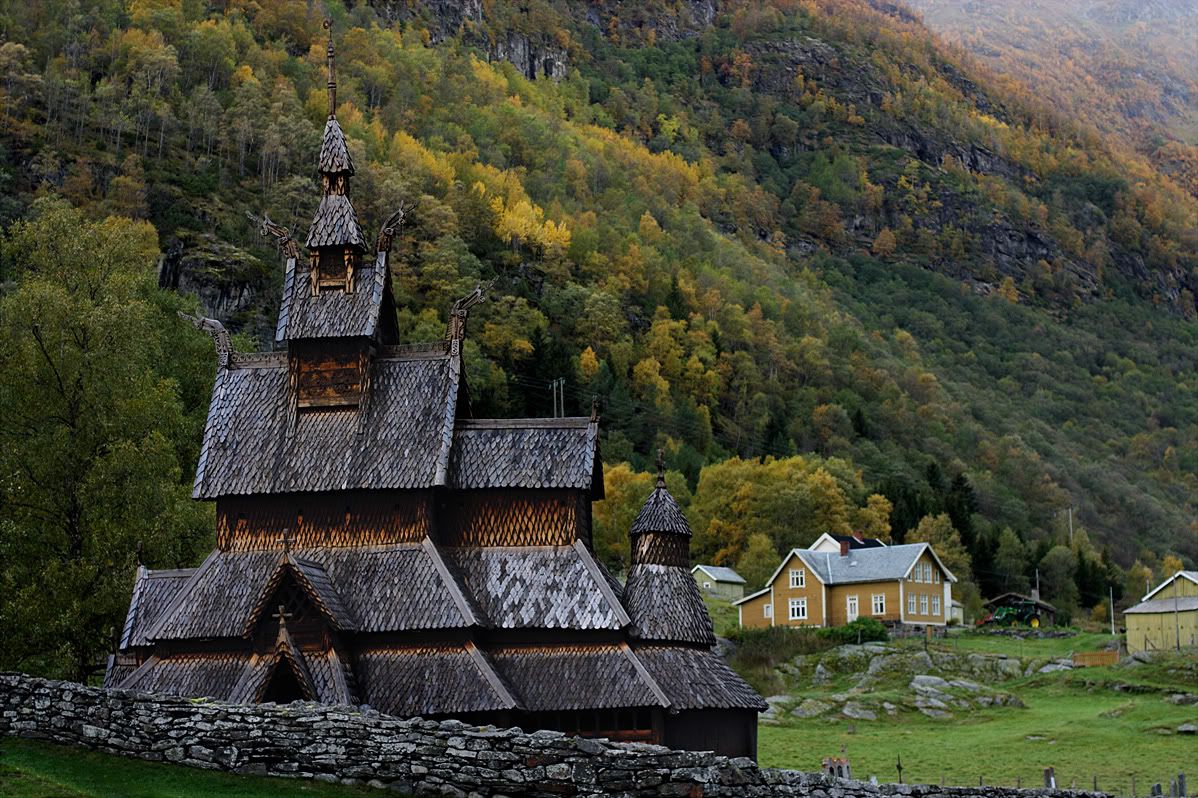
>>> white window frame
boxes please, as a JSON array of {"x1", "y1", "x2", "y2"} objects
[
  {"x1": 914, "y1": 564, "x2": 923, "y2": 583},
  {"x1": 789, "y1": 597, "x2": 808, "y2": 621},
  {"x1": 933, "y1": 567, "x2": 940, "y2": 584},
  {"x1": 846, "y1": 594, "x2": 859, "y2": 622},
  {"x1": 872, "y1": 594, "x2": 885, "y2": 615},
  {"x1": 908, "y1": 593, "x2": 917, "y2": 614},
  {"x1": 790, "y1": 569, "x2": 805, "y2": 588},
  {"x1": 764, "y1": 603, "x2": 773, "y2": 618},
  {"x1": 932, "y1": 596, "x2": 941, "y2": 615},
  {"x1": 920, "y1": 594, "x2": 929, "y2": 615},
  {"x1": 703, "y1": 581, "x2": 712, "y2": 589}
]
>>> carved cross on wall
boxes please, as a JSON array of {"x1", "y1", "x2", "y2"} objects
[
  {"x1": 274, "y1": 603, "x2": 292, "y2": 628},
  {"x1": 279, "y1": 528, "x2": 292, "y2": 554}
]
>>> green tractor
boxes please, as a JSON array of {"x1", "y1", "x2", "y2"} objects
[{"x1": 978, "y1": 600, "x2": 1043, "y2": 628}]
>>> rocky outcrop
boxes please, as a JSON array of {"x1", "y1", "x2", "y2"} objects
[
  {"x1": 1, "y1": 672, "x2": 1112, "y2": 798},
  {"x1": 157, "y1": 232, "x2": 276, "y2": 342}
]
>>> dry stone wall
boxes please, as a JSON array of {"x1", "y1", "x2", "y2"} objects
[{"x1": 0, "y1": 673, "x2": 1109, "y2": 798}]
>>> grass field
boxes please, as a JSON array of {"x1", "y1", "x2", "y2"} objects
[
  {"x1": 935, "y1": 631, "x2": 1115, "y2": 659},
  {"x1": 0, "y1": 738, "x2": 371, "y2": 798},
  {"x1": 756, "y1": 640, "x2": 1198, "y2": 796}
]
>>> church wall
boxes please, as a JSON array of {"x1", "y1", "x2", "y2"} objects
[
  {"x1": 215, "y1": 491, "x2": 432, "y2": 550},
  {"x1": 1, "y1": 673, "x2": 1113, "y2": 798},
  {"x1": 438, "y1": 488, "x2": 589, "y2": 547}
]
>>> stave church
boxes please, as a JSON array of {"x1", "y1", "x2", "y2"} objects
[{"x1": 105, "y1": 27, "x2": 765, "y2": 758}]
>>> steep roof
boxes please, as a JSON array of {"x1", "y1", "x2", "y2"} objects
[
  {"x1": 488, "y1": 644, "x2": 669, "y2": 711},
  {"x1": 624, "y1": 564, "x2": 716, "y2": 646},
  {"x1": 193, "y1": 347, "x2": 459, "y2": 498},
  {"x1": 305, "y1": 194, "x2": 366, "y2": 250},
  {"x1": 630, "y1": 483, "x2": 691, "y2": 537},
  {"x1": 447, "y1": 418, "x2": 600, "y2": 493},
  {"x1": 119, "y1": 567, "x2": 195, "y2": 648},
  {"x1": 692, "y1": 565, "x2": 747, "y2": 584},
  {"x1": 318, "y1": 116, "x2": 354, "y2": 175},
  {"x1": 634, "y1": 646, "x2": 768, "y2": 711},
  {"x1": 275, "y1": 251, "x2": 387, "y2": 342},
  {"x1": 357, "y1": 644, "x2": 518, "y2": 716}
]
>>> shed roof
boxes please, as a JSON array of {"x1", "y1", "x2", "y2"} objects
[
  {"x1": 983, "y1": 592, "x2": 1058, "y2": 613},
  {"x1": 691, "y1": 565, "x2": 746, "y2": 584},
  {"x1": 447, "y1": 418, "x2": 600, "y2": 493},
  {"x1": 634, "y1": 646, "x2": 768, "y2": 711},
  {"x1": 488, "y1": 644, "x2": 668, "y2": 711},
  {"x1": 275, "y1": 252, "x2": 387, "y2": 342},
  {"x1": 1125, "y1": 596, "x2": 1198, "y2": 614}
]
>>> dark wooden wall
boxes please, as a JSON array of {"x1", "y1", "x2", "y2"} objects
[
  {"x1": 216, "y1": 492, "x2": 432, "y2": 550},
  {"x1": 438, "y1": 489, "x2": 590, "y2": 547}
]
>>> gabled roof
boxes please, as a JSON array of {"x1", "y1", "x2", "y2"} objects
[
  {"x1": 193, "y1": 346, "x2": 459, "y2": 498},
  {"x1": 1142, "y1": 571, "x2": 1198, "y2": 602},
  {"x1": 275, "y1": 251, "x2": 388, "y2": 342},
  {"x1": 732, "y1": 586, "x2": 771, "y2": 606},
  {"x1": 691, "y1": 565, "x2": 746, "y2": 584},
  {"x1": 810, "y1": 532, "x2": 888, "y2": 551},
  {"x1": 756, "y1": 543, "x2": 955, "y2": 591},
  {"x1": 983, "y1": 592, "x2": 1057, "y2": 612},
  {"x1": 447, "y1": 417, "x2": 601, "y2": 493},
  {"x1": 119, "y1": 566, "x2": 195, "y2": 648}
]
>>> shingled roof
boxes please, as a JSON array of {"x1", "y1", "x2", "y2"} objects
[
  {"x1": 305, "y1": 194, "x2": 366, "y2": 250},
  {"x1": 624, "y1": 565, "x2": 715, "y2": 646},
  {"x1": 630, "y1": 480, "x2": 691, "y2": 536},
  {"x1": 119, "y1": 567, "x2": 195, "y2": 648},
  {"x1": 193, "y1": 348, "x2": 459, "y2": 498},
  {"x1": 276, "y1": 252, "x2": 387, "y2": 341},
  {"x1": 445, "y1": 542, "x2": 630, "y2": 631},
  {"x1": 357, "y1": 644, "x2": 517, "y2": 716},
  {"x1": 488, "y1": 645, "x2": 669, "y2": 711},
  {"x1": 448, "y1": 418, "x2": 600, "y2": 493},
  {"x1": 634, "y1": 646, "x2": 768, "y2": 711},
  {"x1": 319, "y1": 117, "x2": 354, "y2": 175}
]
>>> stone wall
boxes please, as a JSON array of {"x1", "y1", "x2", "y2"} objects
[{"x1": 0, "y1": 673, "x2": 1108, "y2": 798}]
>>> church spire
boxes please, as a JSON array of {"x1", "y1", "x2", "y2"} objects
[{"x1": 325, "y1": 19, "x2": 337, "y2": 119}]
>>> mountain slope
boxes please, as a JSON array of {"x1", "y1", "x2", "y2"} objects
[{"x1": 0, "y1": 0, "x2": 1194, "y2": 572}]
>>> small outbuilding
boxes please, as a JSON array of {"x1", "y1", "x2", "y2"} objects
[
  {"x1": 692, "y1": 565, "x2": 747, "y2": 600},
  {"x1": 1125, "y1": 571, "x2": 1198, "y2": 654},
  {"x1": 982, "y1": 591, "x2": 1058, "y2": 627}
]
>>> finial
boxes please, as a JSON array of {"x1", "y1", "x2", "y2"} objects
[
  {"x1": 324, "y1": 19, "x2": 336, "y2": 118},
  {"x1": 655, "y1": 448, "x2": 666, "y2": 489},
  {"x1": 590, "y1": 395, "x2": 600, "y2": 423},
  {"x1": 179, "y1": 312, "x2": 232, "y2": 370},
  {"x1": 445, "y1": 281, "x2": 492, "y2": 342},
  {"x1": 135, "y1": 540, "x2": 144, "y2": 566}
]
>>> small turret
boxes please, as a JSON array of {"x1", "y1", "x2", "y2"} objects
[{"x1": 623, "y1": 450, "x2": 715, "y2": 646}]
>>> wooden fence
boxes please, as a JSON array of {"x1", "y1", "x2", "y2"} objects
[{"x1": 1072, "y1": 649, "x2": 1119, "y2": 667}]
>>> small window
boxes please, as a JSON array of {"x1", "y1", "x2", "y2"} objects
[
  {"x1": 872, "y1": 594, "x2": 886, "y2": 615},
  {"x1": 908, "y1": 593, "x2": 916, "y2": 614},
  {"x1": 932, "y1": 596, "x2": 941, "y2": 615},
  {"x1": 934, "y1": 568, "x2": 940, "y2": 584},
  {"x1": 703, "y1": 581, "x2": 712, "y2": 589},
  {"x1": 789, "y1": 598, "x2": 808, "y2": 621},
  {"x1": 764, "y1": 603, "x2": 773, "y2": 618},
  {"x1": 920, "y1": 595, "x2": 929, "y2": 615},
  {"x1": 789, "y1": 569, "x2": 805, "y2": 588},
  {"x1": 912, "y1": 564, "x2": 922, "y2": 583}
]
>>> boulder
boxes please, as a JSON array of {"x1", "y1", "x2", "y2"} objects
[
  {"x1": 910, "y1": 675, "x2": 951, "y2": 690},
  {"x1": 791, "y1": 699, "x2": 832, "y2": 719},
  {"x1": 842, "y1": 702, "x2": 877, "y2": 721}
]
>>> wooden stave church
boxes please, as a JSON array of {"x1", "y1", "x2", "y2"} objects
[{"x1": 105, "y1": 29, "x2": 765, "y2": 759}]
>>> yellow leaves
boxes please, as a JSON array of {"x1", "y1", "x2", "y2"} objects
[
  {"x1": 484, "y1": 191, "x2": 571, "y2": 263},
  {"x1": 232, "y1": 63, "x2": 256, "y2": 86},
  {"x1": 388, "y1": 130, "x2": 456, "y2": 189},
  {"x1": 578, "y1": 346, "x2": 600, "y2": 380},
  {"x1": 871, "y1": 227, "x2": 897, "y2": 257},
  {"x1": 632, "y1": 356, "x2": 671, "y2": 410}
]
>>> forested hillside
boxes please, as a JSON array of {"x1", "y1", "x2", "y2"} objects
[
  {"x1": 907, "y1": 0, "x2": 1198, "y2": 195},
  {"x1": 1, "y1": 0, "x2": 1195, "y2": 676}
]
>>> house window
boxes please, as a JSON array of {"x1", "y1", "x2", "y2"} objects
[
  {"x1": 934, "y1": 568, "x2": 940, "y2": 584},
  {"x1": 920, "y1": 595, "x2": 929, "y2": 615},
  {"x1": 913, "y1": 565, "x2": 922, "y2": 583},
  {"x1": 908, "y1": 593, "x2": 916, "y2": 614},
  {"x1": 846, "y1": 595, "x2": 859, "y2": 622},
  {"x1": 932, "y1": 596, "x2": 941, "y2": 615},
  {"x1": 872, "y1": 594, "x2": 886, "y2": 615},
  {"x1": 790, "y1": 569, "x2": 805, "y2": 588},
  {"x1": 789, "y1": 598, "x2": 808, "y2": 621},
  {"x1": 703, "y1": 581, "x2": 712, "y2": 589},
  {"x1": 764, "y1": 603, "x2": 772, "y2": 618}
]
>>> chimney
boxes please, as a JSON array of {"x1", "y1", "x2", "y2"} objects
[
  {"x1": 852, "y1": 531, "x2": 864, "y2": 543},
  {"x1": 840, "y1": 540, "x2": 850, "y2": 557}
]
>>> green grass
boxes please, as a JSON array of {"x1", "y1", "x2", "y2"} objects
[
  {"x1": 758, "y1": 664, "x2": 1198, "y2": 794},
  {"x1": 0, "y1": 738, "x2": 375, "y2": 798},
  {"x1": 703, "y1": 596, "x2": 740, "y2": 638},
  {"x1": 935, "y1": 630, "x2": 1115, "y2": 659}
]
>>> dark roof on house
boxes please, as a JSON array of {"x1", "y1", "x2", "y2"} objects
[
  {"x1": 488, "y1": 645, "x2": 668, "y2": 711},
  {"x1": 119, "y1": 567, "x2": 195, "y2": 648},
  {"x1": 624, "y1": 565, "x2": 716, "y2": 646},
  {"x1": 275, "y1": 252, "x2": 387, "y2": 342},
  {"x1": 318, "y1": 117, "x2": 354, "y2": 175},
  {"x1": 193, "y1": 348, "x2": 459, "y2": 498},
  {"x1": 357, "y1": 645, "x2": 517, "y2": 716},
  {"x1": 447, "y1": 418, "x2": 600, "y2": 492},
  {"x1": 634, "y1": 646, "x2": 768, "y2": 711},
  {"x1": 630, "y1": 484, "x2": 691, "y2": 537},
  {"x1": 444, "y1": 542, "x2": 630, "y2": 631},
  {"x1": 305, "y1": 194, "x2": 366, "y2": 250},
  {"x1": 795, "y1": 543, "x2": 956, "y2": 585},
  {"x1": 119, "y1": 653, "x2": 253, "y2": 702}
]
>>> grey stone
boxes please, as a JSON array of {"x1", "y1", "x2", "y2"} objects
[
  {"x1": 1178, "y1": 723, "x2": 1197, "y2": 735},
  {"x1": 841, "y1": 702, "x2": 877, "y2": 721},
  {"x1": 792, "y1": 700, "x2": 832, "y2": 719},
  {"x1": 910, "y1": 675, "x2": 950, "y2": 690}
]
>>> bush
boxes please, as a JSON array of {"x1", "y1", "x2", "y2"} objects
[
  {"x1": 818, "y1": 618, "x2": 890, "y2": 645},
  {"x1": 725, "y1": 626, "x2": 838, "y2": 694}
]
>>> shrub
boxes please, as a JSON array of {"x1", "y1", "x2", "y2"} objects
[{"x1": 818, "y1": 617, "x2": 889, "y2": 645}]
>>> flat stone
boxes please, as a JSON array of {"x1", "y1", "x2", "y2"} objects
[
  {"x1": 792, "y1": 699, "x2": 832, "y2": 719},
  {"x1": 1178, "y1": 723, "x2": 1197, "y2": 735},
  {"x1": 841, "y1": 702, "x2": 876, "y2": 721},
  {"x1": 910, "y1": 675, "x2": 950, "y2": 690}
]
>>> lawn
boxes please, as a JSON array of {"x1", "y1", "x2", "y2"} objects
[
  {"x1": 758, "y1": 666, "x2": 1197, "y2": 795},
  {"x1": 0, "y1": 738, "x2": 374, "y2": 798},
  {"x1": 935, "y1": 630, "x2": 1115, "y2": 659}
]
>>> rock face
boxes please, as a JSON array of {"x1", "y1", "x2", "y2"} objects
[
  {"x1": 0, "y1": 673, "x2": 1114, "y2": 798},
  {"x1": 157, "y1": 232, "x2": 275, "y2": 341}
]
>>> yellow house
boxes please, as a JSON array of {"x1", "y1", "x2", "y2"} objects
[
  {"x1": 1125, "y1": 571, "x2": 1198, "y2": 654},
  {"x1": 733, "y1": 541, "x2": 955, "y2": 629}
]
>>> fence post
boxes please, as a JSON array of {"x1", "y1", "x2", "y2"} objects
[
  {"x1": 1178, "y1": 773, "x2": 1186, "y2": 798},
  {"x1": 1046, "y1": 768, "x2": 1056, "y2": 789}
]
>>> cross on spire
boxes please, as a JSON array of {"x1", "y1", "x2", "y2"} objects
[
  {"x1": 655, "y1": 448, "x2": 666, "y2": 489},
  {"x1": 324, "y1": 19, "x2": 337, "y2": 118}
]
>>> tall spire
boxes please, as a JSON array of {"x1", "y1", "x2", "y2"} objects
[
  {"x1": 325, "y1": 19, "x2": 337, "y2": 119},
  {"x1": 655, "y1": 448, "x2": 666, "y2": 489}
]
